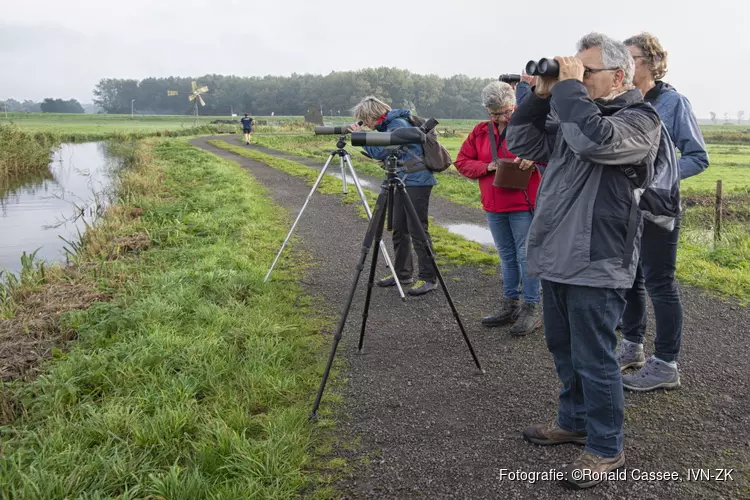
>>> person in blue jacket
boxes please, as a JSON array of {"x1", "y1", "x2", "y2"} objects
[
  {"x1": 616, "y1": 33, "x2": 710, "y2": 391},
  {"x1": 349, "y1": 96, "x2": 438, "y2": 296}
]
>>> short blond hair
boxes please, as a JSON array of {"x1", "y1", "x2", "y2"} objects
[
  {"x1": 624, "y1": 32, "x2": 669, "y2": 80},
  {"x1": 353, "y1": 96, "x2": 392, "y2": 122}
]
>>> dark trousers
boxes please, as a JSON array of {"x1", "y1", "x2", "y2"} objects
[
  {"x1": 542, "y1": 280, "x2": 626, "y2": 458},
  {"x1": 391, "y1": 185, "x2": 435, "y2": 281},
  {"x1": 621, "y1": 219, "x2": 683, "y2": 363}
]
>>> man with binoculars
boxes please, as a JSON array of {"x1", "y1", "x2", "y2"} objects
[{"x1": 506, "y1": 33, "x2": 666, "y2": 489}]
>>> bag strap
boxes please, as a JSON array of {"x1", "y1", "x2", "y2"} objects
[
  {"x1": 487, "y1": 121, "x2": 507, "y2": 161},
  {"x1": 488, "y1": 121, "x2": 534, "y2": 214}
]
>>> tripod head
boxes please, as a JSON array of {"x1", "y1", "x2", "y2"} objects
[{"x1": 382, "y1": 145, "x2": 409, "y2": 178}]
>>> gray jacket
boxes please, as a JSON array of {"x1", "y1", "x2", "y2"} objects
[{"x1": 506, "y1": 80, "x2": 661, "y2": 289}]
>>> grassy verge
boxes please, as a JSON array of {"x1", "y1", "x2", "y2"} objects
[
  {"x1": 0, "y1": 139, "x2": 339, "y2": 498},
  {"x1": 208, "y1": 140, "x2": 498, "y2": 269}
]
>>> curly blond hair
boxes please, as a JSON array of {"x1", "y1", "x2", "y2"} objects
[{"x1": 624, "y1": 32, "x2": 669, "y2": 80}]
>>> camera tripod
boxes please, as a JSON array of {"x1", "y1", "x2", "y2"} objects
[
  {"x1": 310, "y1": 148, "x2": 484, "y2": 420},
  {"x1": 264, "y1": 135, "x2": 406, "y2": 300}
]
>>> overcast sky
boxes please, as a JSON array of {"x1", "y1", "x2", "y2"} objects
[{"x1": 0, "y1": 0, "x2": 744, "y2": 118}]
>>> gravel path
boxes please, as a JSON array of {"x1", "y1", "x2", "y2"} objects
[{"x1": 192, "y1": 137, "x2": 750, "y2": 499}]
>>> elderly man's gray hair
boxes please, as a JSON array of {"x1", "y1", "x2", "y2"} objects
[
  {"x1": 481, "y1": 81, "x2": 516, "y2": 110},
  {"x1": 577, "y1": 32, "x2": 635, "y2": 86}
]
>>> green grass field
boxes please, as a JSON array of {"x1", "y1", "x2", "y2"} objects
[{"x1": 0, "y1": 113, "x2": 301, "y2": 135}]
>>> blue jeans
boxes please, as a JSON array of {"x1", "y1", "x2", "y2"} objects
[
  {"x1": 621, "y1": 219, "x2": 683, "y2": 363},
  {"x1": 486, "y1": 210, "x2": 540, "y2": 303},
  {"x1": 542, "y1": 280, "x2": 626, "y2": 458}
]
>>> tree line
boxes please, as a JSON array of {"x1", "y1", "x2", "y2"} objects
[
  {"x1": 2, "y1": 98, "x2": 101, "y2": 114},
  {"x1": 92, "y1": 68, "x2": 497, "y2": 119}
]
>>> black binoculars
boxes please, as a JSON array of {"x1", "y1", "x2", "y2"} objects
[
  {"x1": 525, "y1": 58, "x2": 559, "y2": 77},
  {"x1": 499, "y1": 74, "x2": 521, "y2": 84}
]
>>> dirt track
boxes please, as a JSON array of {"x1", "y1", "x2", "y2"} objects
[{"x1": 193, "y1": 136, "x2": 750, "y2": 499}]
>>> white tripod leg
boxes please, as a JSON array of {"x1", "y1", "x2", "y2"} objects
[
  {"x1": 265, "y1": 154, "x2": 335, "y2": 282},
  {"x1": 344, "y1": 154, "x2": 406, "y2": 301},
  {"x1": 339, "y1": 155, "x2": 349, "y2": 194}
]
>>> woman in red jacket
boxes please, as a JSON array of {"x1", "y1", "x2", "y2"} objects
[{"x1": 455, "y1": 81, "x2": 542, "y2": 336}]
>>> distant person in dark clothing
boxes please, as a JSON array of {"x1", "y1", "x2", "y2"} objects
[{"x1": 241, "y1": 113, "x2": 254, "y2": 144}]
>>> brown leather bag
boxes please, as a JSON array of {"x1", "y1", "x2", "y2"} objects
[{"x1": 487, "y1": 121, "x2": 533, "y2": 190}]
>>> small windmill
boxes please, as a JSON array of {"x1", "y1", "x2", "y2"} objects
[{"x1": 189, "y1": 81, "x2": 208, "y2": 126}]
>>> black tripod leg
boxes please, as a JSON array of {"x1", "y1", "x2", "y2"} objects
[
  {"x1": 357, "y1": 184, "x2": 390, "y2": 353},
  {"x1": 396, "y1": 184, "x2": 485, "y2": 373},
  {"x1": 310, "y1": 188, "x2": 390, "y2": 420}
]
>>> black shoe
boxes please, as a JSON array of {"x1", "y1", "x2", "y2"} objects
[
  {"x1": 377, "y1": 275, "x2": 414, "y2": 287},
  {"x1": 509, "y1": 302, "x2": 542, "y2": 336},
  {"x1": 482, "y1": 297, "x2": 520, "y2": 327}
]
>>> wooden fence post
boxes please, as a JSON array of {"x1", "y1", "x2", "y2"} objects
[{"x1": 714, "y1": 179, "x2": 723, "y2": 244}]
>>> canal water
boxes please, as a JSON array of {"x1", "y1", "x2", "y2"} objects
[{"x1": 0, "y1": 142, "x2": 119, "y2": 276}]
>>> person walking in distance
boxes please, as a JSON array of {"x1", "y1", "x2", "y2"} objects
[{"x1": 241, "y1": 113, "x2": 254, "y2": 145}]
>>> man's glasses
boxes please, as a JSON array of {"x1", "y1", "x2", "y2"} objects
[{"x1": 583, "y1": 67, "x2": 619, "y2": 78}]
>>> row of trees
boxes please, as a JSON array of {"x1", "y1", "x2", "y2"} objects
[
  {"x1": 39, "y1": 98, "x2": 85, "y2": 113},
  {"x1": 92, "y1": 68, "x2": 497, "y2": 119},
  {"x1": 3, "y1": 99, "x2": 42, "y2": 113},
  {"x1": 708, "y1": 111, "x2": 747, "y2": 124},
  {"x1": 2, "y1": 98, "x2": 91, "y2": 113}
]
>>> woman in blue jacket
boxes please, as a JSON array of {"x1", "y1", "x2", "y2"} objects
[
  {"x1": 617, "y1": 33, "x2": 710, "y2": 391},
  {"x1": 350, "y1": 96, "x2": 438, "y2": 296}
]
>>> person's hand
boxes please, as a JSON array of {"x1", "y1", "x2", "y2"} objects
[
  {"x1": 521, "y1": 72, "x2": 536, "y2": 85},
  {"x1": 515, "y1": 158, "x2": 535, "y2": 170},
  {"x1": 555, "y1": 56, "x2": 585, "y2": 82},
  {"x1": 487, "y1": 160, "x2": 500, "y2": 172},
  {"x1": 349, "y1": 122, "x2": 363, "y2": 132},
  {"x1": 534, "y1": 76, "x2": 557, "y2": 98}
]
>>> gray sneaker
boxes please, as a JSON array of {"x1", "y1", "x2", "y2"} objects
[
  {"x1": 481, "y1": 297, "x2": 521, "y2": 327},
  {"x1": 615, "y1": 340, "x2": 645, "y2": 371},
  {"x1": 622, "y1": 355, "x2": 681, "y2": 392},
  {"x1": 407, "y1": 279, "x2": 437, "y2": 296},
  {"x1": 509, "y1": 302, "x2": 542, "y2": 336}
]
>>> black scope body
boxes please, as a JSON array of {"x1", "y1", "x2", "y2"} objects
[
  {"x1": 351, "y1": 127, "x2": 426, "y2": 147},
  {"x1": 499, "y1": 74, "x2": 521, "y2": 84},
  {"x1": 525, "y1": 58, "x2": 559, "y2": 77},
  {"x1": 313, "y1": 121, "x2": 363, "y2": 135}
]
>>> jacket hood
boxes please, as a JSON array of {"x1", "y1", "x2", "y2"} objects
[
  {"x1": 644, "y1": 80, "x2": 676, "y2": 104},
  {"x1": 376, "y1": 109, "x2": 412, "y2": 130}
]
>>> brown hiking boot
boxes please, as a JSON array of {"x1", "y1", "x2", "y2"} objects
[
  {"x1": 522, "y1": 422, "x2": 587, "y2": 446},
  {"x1": 561, "y1": 450, "x2": 626, "y2": 489}
]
